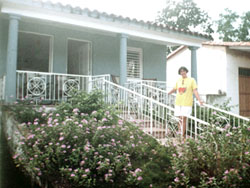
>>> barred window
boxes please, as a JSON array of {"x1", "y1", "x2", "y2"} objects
[{"x1": 127, "y1": 48, "x2": 142, "y2": 79}]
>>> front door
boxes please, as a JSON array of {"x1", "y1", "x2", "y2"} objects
[
  {"x1": 67, "y1": 39, "x2": 91, "y2": 75},
  {"x1": 239, "y1": 68, "x2": 250, "y2": 117}
]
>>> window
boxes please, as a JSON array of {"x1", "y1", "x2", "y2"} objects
[
  {"x1": 127, "y1": 47, "x2": 142, "y2": 79},
  {"x1": 17, "y1": 32, "x2": 53, "y2": 72}
]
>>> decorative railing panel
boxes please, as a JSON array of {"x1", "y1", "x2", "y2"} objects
[{"x1": 16, "y1": 70, "x2": 110, "y2": 101}]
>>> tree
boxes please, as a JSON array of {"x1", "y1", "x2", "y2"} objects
[
  {"x1": 216, "y1": 9, "x2": 250, "y2": 41},
  {"x1": 238, "y1": 11, "x2": 250, "y2": 41},
  {"x1": 216, "y1": 9, "x2": 240, "y2": 41},
  {"x1": 156, "y1": 0, "x2": 214, "y2": 36}
]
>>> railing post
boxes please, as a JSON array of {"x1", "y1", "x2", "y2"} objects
[
  {"x1": 150, "y1": 100, "x2": 153, "y2": 135},
  {"x1": 194, "y1": 99, "x2": 197, "y2": 139}
]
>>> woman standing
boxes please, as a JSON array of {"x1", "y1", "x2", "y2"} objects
[{"x1": 168, "y1": 66, "x2": 203, "y2": 138}]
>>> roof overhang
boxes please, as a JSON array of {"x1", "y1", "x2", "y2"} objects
[
  {"x1": 1, "y1": 0, "x2": 209, "y2": 47},
  {"x1": 229, "y1": 46, "x2": 250, "y2": 52}
]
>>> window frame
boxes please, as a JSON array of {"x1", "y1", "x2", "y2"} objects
[
  {"x1": 127, "y1": 47, "x2": 143, "y2": 80},
  {"x1": 18, "y1": 31, "x2": 54, "y2": 72}
]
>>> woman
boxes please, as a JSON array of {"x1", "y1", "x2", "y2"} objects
[{"x1": 168, "y1": 66, "x2": 203, "y2": 138}]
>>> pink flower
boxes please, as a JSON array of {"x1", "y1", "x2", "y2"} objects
[
  {"x1": 13, "y1": 154, "x2": 19, "y2": 159},
  {"x1": 85, "y1": 168, "x2": 90, "y2": 173},
  {"x1": 81, "y1": 119, "x2": 88, "y2": 124},
  {"x1": 174, "y1": 177, "x2": 179, "y2": 182},
  {"x1": 59, "y1": 137, "x2": 64, "y2": 141},
  {"x1": 118, "y1": 120, "x2": 123, "y2": 125},
  {"x1": 61, "y1": 145, "x2": 66, "y2": 148},
  {"x1": 91, "y1": 111, "x2": 97, "y2": 115},
  {"x1": 137, "y1": 176, "x2": 143, "y2": 181},
  {"x1": 71, "y1": 173, "x2": 75, "y2": 177},
  {"x1": 80, "y1": 161, "x2": 85, "y2": 166},
  {"x1": 82, "y1": 174, "x2": 87, "y2": 178},
  {"x1": 245, "y1": 152, "x2": 249, "y2": 155}
]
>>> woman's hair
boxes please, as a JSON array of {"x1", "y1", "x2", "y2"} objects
[{"x1": 178, "y1": 66, "x2": 189, "y2": 75}]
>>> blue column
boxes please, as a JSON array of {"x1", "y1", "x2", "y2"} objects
[
  {"x1": 5, "y1": 15, "x2": 20, "y2": 103},
  {"x1": 119, "y1": 34, "x2": 128, "y2": 86},
  {"x1": 188, "y1": 46, "x2": 199, "y2": 82}
]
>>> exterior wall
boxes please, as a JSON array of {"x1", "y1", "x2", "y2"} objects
[
  {"x1": 166, "y1": 47, "x2": 191, "y2": 91},
  {"x1": 197, "y1": 45, "x2": 227, "y2": 95},
  {"x1": 226, "y1": 49, "x2": 250, "y2": 114},
  {"x1": 0, "y1": 18, "x2": 8, "y2": 77},
  {"x1": 16, "y1": 21, "x2": 166, "y2": 81},
  {"x1": 129, "y1": 41, "x2": 166, "y2": 81}
]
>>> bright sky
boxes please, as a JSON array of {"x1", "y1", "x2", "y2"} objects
[{"x1": 46, "y1": 0, "x2": 250, "y2": 22}]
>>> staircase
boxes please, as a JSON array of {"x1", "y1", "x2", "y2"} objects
[{"x1": 92, "y1": 78, "x2": 210, "y2": 143}]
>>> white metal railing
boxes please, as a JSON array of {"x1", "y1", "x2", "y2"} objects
[
  {"x1": 0, "y1": 75, "x2": 6, "y2": 101},
  {"x1": 16, "y1": 70, "x2": 110, "y2": 101},
  {"x1": 126, "y1": 79, "x2": 172, "y2": 91},
  {"x1": 194, "y1": 100, "x2": 250, "y2": 127},
  {"x1": 127, "y1": 81, "x2": 250, "y2": 127},
  {"x1": 92, "y1": 78, "x2": 209, "y2": 141}
]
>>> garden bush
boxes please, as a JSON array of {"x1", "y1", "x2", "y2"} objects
[
  {"x1": 167, "y1": 121, "x2": 250, "y2": 188},
  {"x1": 12, "y1": 90, "x2": 174, "y2": 188}
]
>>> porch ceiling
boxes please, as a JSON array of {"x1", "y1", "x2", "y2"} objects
[{"x1": 1, "y1": 0, "x2": 211, "y2": 47}]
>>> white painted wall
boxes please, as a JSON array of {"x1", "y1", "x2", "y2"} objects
[
  {"x1": 197, "y1": 45, "x2": 227, "y2": 95},
  {"x1": 166, "y1": 47, "x2": 191, "y2": 92},
  {"x1": 226, "y1": 49, "x2": 250, "y2": 114}
]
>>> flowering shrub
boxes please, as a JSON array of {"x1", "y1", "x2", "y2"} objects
[
  {"x1": 12, "y1": 90, "x2": 173, "y2": 188},
  {"x1": 167, "y1": 121, "x2": 250, "y2": 187}
]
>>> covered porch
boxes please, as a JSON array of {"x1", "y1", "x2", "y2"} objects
[{"x1": 0, "y1": 0, "x2": 210, "y2": 103}]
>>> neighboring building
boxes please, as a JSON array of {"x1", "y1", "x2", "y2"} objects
[
  {"x1": 0, "y1": 0, "x2": 209, "y2": 103},
  {"x1": 167, "y1": 42, "x2": 250, "y2": 117}
]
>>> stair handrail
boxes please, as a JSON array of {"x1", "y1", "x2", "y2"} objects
[
  {"x1": 93, "y1": 78, "x2": 210, "y2": 140},
  {"x1": 127, "y1": 81, "x2": 250, "y2": 126}
]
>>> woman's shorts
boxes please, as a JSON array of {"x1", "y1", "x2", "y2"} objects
[{"x1": 174, "y1": 105, "x2": 192, "y2": 117}]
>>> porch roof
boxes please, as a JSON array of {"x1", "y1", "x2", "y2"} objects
[{"x1": 0, "y1": 0, "x2": 211, "y2": 47}]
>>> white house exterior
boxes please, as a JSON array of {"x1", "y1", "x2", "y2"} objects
[{"x1": 167, "y1": 42, "x2": 250, "y2": 117}]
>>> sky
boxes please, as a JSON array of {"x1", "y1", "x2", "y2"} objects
[{"x1": 46, "y1": 0, "x2": 250, "y2": 22}]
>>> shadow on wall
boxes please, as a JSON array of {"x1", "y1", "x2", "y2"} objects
[{"x1": 0, "y1": 107, "x2": 37, "y2": 188}]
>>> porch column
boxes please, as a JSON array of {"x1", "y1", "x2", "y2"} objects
[
  {"x1": 119, "y1": 33, "x2": 128, "y2": 86},
  {"x1": 5, "y1": 14, "x2": 20, "y2": 103},
  {"x1": 188, "y1": 46, "x2": 199, "y2": 82}
]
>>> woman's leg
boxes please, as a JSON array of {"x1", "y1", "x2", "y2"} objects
[{"x1": 178, "y1": 116, "x2": 186, "y2": 138}]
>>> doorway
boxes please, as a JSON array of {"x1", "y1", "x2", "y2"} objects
[
  {"x1": 67, "y1": 39, "x2": 91, "y2": 75},
  {"x1": 239, "y1": 68, "x2": 250, "y2": 117}
]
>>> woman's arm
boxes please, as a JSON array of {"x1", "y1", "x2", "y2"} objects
[
  {"x1": 168, "y1": 88, "x2": 176, "y2": 95},
  {"x1": 193, "y1": 88, "x2": 204, "y2": 106}
]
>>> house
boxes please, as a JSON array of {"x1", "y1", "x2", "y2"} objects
[
  {"x1": 166, "y1": 41, "x2": 250, "y2": 117},
  {"x1": 0, "y1": 0, "x2": 210, "y2": 103}
]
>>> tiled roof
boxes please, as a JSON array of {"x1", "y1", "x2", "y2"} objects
[
  {"x1": 13, "y1": 0, "x2": 211, "y2": 40},
  {"x1": 203, "y1": 41, "x2": 250, "y2": 47}
]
